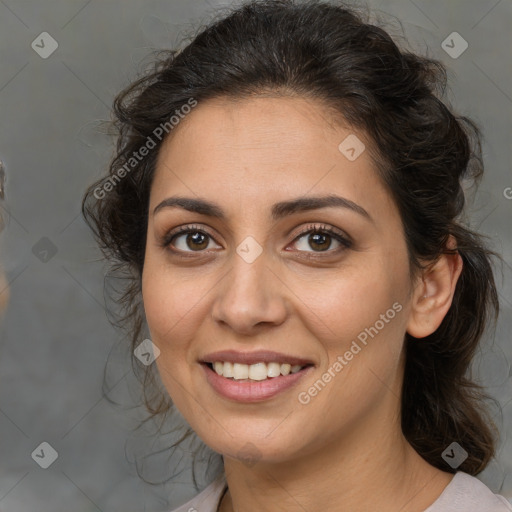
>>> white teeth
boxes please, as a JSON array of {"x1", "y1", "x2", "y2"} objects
[
  {"x1": 267, "y1": 362, "x2": 281, "y2": 378},
  {"x1": 213, "y1": 362, "x2": 224, "y2": 376},
  {"x1": 210, "y1": 361, "x2": 307, "y2": 380},
  {"x1": 280, "y1": 363, "x2": 291, "y2": 376},
  {"x1": 223, "y1": 361, "x2": 234, "y2": 378},
  {"x1": 248, "y1": 363, "x2": 267, "y2": 381},
  {"x1": 233, "y1": 363, "x2": 249, "y2": 380}
]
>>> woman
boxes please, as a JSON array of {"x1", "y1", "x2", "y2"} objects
[{"x1": 82, "y1": 1, "x2": 511, "y2": 510}]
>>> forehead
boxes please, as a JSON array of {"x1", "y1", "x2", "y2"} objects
[
  {"x1": 156, "y1": 94, "x2": 365, "y2": 164},
  {"x1": 150, "y1": 95, "x2": 392, "y2": 218}
]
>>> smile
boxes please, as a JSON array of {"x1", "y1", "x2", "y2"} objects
[
  {"x1": 201, "y1": 362, "x2": 314, "y2": 402},
  {"x1": 210, "y1": 361, "x2": 306, "y2": 380}
]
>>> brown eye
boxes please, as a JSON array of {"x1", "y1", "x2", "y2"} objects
[
  {"x1": 291, "y1": 225, "x2": 352, "y2": 253},
  {"x1": 164, "y1": 225, "x2": 221, "y2": 253},
  {"x1": 182, "y1": 231, "x2": 209, "y2": 251},
  {"x1": 172, "y1": 231, "x2": 218, "y2": 251}
]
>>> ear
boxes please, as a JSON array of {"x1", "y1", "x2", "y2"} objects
[{"x1": 406, "y1": 235, "x2": 463, "y2": 339}]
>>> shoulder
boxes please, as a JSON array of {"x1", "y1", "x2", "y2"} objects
[
  {"x1": 425, "y1": 472, "x2": 512, "y2": 512},
  {"x1": 169, "y1": 473, "x2": 227, "y2": 512},
  {"x1": 166, "y1": 471, "x2": 512, "y2": 512}
]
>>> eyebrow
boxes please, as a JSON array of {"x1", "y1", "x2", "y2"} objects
[{"x1": 153, "y1": 194, "x2": 372, "y2": 222}]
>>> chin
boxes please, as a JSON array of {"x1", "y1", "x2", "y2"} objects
[{"x1": 196, "y1": 423, "x2": 306, "y2": 465}]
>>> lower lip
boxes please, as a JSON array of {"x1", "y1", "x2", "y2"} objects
[{"x1": 202, "y1": 363, "x2": 314, "y2": 402}]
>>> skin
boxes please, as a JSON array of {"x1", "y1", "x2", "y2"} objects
[{"x1": 142, "y1": 95, "x2": 463, "y2": 512}]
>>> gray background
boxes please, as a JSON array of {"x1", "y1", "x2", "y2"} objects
[{"x1": 0, "y1": 0, "x2": 511, "y2": 510}]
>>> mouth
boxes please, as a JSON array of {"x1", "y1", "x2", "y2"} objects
[
  {"x1": 199, "y1": 351, "x2": 315, "y2": 402},
  {"x1": 201, "y1": 354, "x2": 315, "y2": 403},
  {"x1": 203, "y1": 361, "x2": 314, "y2": 382}
]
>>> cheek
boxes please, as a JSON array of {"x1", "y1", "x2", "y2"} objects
[
  {"x1": 142, "y1": 269, "x2": 202, "y2": 411},
  {"x1": 142, "y1": 256, "x2": 209, "y2": 347},
  {"x1": 300, "y1": 260, "x2": 406, "y2": 344},
  {"x1": 294, "y1": 296, "x2": 406, "y2": 445},
  {"x1": 141, "y1": 256, "x2": 220, "y2": 406},
  {"x1": 300, "y1": 260, "x2": 409, "y2": 397}
]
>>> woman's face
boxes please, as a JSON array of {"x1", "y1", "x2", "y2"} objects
[{"x1": 142, "y1": 96, "x2": 415, "y2": 463}]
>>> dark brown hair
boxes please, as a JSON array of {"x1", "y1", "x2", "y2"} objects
[{"x1": 82, "y1": 0, "x2": 500, "y2": 477}]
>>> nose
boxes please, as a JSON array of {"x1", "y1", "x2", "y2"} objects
[{"x1": 211, "y1": 248, "x2": 288, "y2": 335}]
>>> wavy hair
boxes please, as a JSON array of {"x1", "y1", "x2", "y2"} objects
[{"x1": 82, "y1": 0, "x2": 500, "y2": 477}]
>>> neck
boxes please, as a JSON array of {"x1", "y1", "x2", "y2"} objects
[{"x1": 219, "y1": 384, "x2": 453, "y2": 512}]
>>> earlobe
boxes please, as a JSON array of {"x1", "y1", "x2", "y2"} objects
[{"x1": 406, "y1": 236, "x2": 463, "y2": 339}]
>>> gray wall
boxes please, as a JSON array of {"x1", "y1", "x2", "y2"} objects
[{"x1": 0, "y1": 0, "x2": 511, "y2": 510}]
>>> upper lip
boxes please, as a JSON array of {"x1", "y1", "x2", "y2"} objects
[{"x1": 200, "y1": 350, "x2": 314, "y2": 367}]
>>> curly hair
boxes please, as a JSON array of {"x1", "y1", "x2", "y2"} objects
[{"x1": 82, "y1": 0, "x2": 500, "y2": 477}]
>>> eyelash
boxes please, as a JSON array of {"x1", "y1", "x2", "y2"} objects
[{"x1": 161, "y1": 223, "x2": 352, "y2": 257}]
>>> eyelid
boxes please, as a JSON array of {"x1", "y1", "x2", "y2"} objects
[
  {"x1": 290, "y1": 223, "x2": 352, "y2": 246},
  {"x1": 162, "y1": 222, "x2": 352, "y2": 254},
  {"x1": 160, "y1": 223, "x2": 220, "y2": 248}
]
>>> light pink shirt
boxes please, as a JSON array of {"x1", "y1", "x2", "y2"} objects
[{"x1": 170, "y1": 471, "x2": 512, "y2": 512}]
